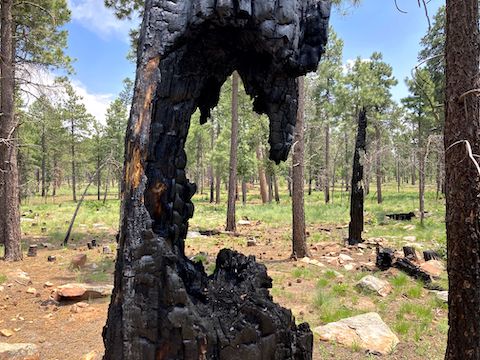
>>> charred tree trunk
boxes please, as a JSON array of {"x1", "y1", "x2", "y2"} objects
[
  {"x1": 292, "y1": 76, "x2": 309, "y2": 259},
  {"x1": 348, "y1": 108, "x2": 367, "y2": 245},
  {"x1": 444, "y1": 0, "x2": 480, "y2": 358},
  {"x1": 103, "y1": 1, "x2": 330, "y2": 358},
  {"x1": 374, "y1": 124, "x2": 382, "y2": 204},
  {"x1": 226, "y1": 72, "x2": 239, "y2": 232},
  {"x1": 0, "y1": 0, "x2": 22, "y2": 261}
]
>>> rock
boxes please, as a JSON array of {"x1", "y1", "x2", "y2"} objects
[
  {"x1": 338, "y1": 254, "x2": 353, "y2": 262},
  {"x1": 403, "y1": 224, "x2": 415, "y2": 231},
  {"x1": 77, "y1": 302, "x2": 90, "y2": 308},
  {"x1": 0, "y1": 286, "x2": 4, "y2": 292},
  {"x1": 300, "y1": 257, "x2": 311, "y2": 264},
  {"x1": 186, "y1": 231, "x2": 205, "y2": 238},
  {"x1": 0, "y1": 343, "x2": 39, "y2": 360},
  {"x1": 432, "y1": 290, "x2": 448, "y2": 303},
  {"x1": 44, "y1": 282, "x2": 54, "y2": 288},
  {"x1": 8, "y1": 270, "x2": 31, "y2": 286},
  {"x1": 356, "y1": 275, "x2": 392, "y2": 297},
  {"x1": 41, "y1": 242, "x2": 53, "y2": 248},
  {"x1": 308, "y1": 259, "x2": 325, "y2": 267},
  {"x1": 313, "y1": 312, "x2": 399, "y2": 355},
  {"x1": 246, "y1": 238, "x2": 257, "y2": 247},
  {"x1": 56, "y1": 283, "x2": 113, "y2": 301},
  {"x1": 420, "y1": 260, "x2": 445, "y2": 277},
  {"x1": 102, "y1": 246, "x2": 112, "y2": 255},
  {"x1": 26, "y1": 288, "x2": 36, "y2": 295},
  {"x1": 71, "y1": 254, "x2": 87, "y2": 268},
  {"x1": 238, "y1": 219, "x2": 251, "y2": 225},
  {"x1": 47, "y1": 255, "x2": 56, "y2": 262},
  {"x1": 343, "y1": 263, "x2": 355, "y2": 271},
  {"x1": 0, "y1": 329, "x2": 13, "y2": 338},
  {"x1": 402, "y1": 236, "x2": 417, "y2": 242}
]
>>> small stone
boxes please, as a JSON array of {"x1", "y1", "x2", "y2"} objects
[
  {"x1": 296, "y1": 278, "x2": 302, "y2": 284},
  {"x1": 246, "y1": 238, "x2": 256, "y2": 247},
  {"x1": 0, "y1": 342, "x2": 39, "y2": 359},
  {"x1": 102, "y1": 246, "x2": 112, "y2": 255},
  {"x1": 71, "y1": 254, "x2": 87, "y2": 268},
  {"x1": 44, "y1": 282, "x2": 54, "y2": 288},
  {"x1": 356, "y1": 275, "x2": 392, "y2": 297},
  {"x1": 47, "y1": 255, "x2": 56, "y2": 262},
  {"x1": 0, "y1": 329, "x2": 14, "y2": 337},
  {"x1": 0, "y1": 286, "x2": 4, "y2": 292},
  {"x1": 343, "y1": 264, "x2": 354, "y2": 271},
  {"x1": 300, "y1": 257, "x2": 311, "y2": 264},
  {"x1": 238, "y1": 219, "x2": 251, "y2": 225},
  {"x1": 76, "y1": 302, "x2": 89, "y2": 308},
  {"x1": 82, "y1": 350, "x2": 98, "y2": 360},
  {"x1": 403, "y1": 236, "x2": 417, "y2": 242},
  {"x1": 338, "y1": 254, "x2": 353, "y2": 262},
  {"x1": 432, "y1": 290, "x2": 448, "y2": 303},
  {"x1": 26, "y1": 288, "x2": 36, "y2": 295}
]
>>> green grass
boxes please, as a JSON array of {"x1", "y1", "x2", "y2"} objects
[{"x1": 0, "y1": 273, "x2": 6, "y2": 285}]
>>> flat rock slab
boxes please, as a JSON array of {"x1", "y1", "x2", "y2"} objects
[
  {"x1": 0, "y1": 342, "x2": 39, "y2": 360},
  {"x1": 356, "y1": 275, "x2": 392, "y2": 297},
  {"x1": 419, "y1": 260, "x2": 445, "y2": 277},
  {"x1": 431, "y1": 290, "x2": 448, "y2": 303},
  {"x1": 313, "y1": 312, "x2": 399, "y2": 355},
  {"x1": 55, "y1": 283, "x2": 113, "y2": 301}
]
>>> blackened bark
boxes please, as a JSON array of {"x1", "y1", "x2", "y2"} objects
[
  {"x1": 374, "y1": 124, "x2": 382, "y2": 204},
  {"x1": 444, "y1": 1, "x2": 480, "y2": 358},
  {"x1": 103, "y1": 0, "x2": 330, "y2": 358},
  {"x1": 348, "y1": 108, "x2": 367, "y2": 245},
  {"x1": 1, "y1": 0, "x2": 22, "y2": 261},
  {"x1": 292, "y1": 76, "x2": 309, "y2": 259},
  {"x1": 226, "y1": 72, "x2": 239, "y2": 232}
]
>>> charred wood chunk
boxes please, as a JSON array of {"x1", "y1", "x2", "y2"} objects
[
  {"x1": 376, "y1": 247, "x2": 395, "y2": 270},
  {"x1": 386, "y1": 212, "x2": 415, "y2": 221},
  {"x1": 403, "y1": 246, "x2": 419, "y2": 261},
  {"x1": 423, "y1": 250, "x2": 442, "y2": 261},
  {"x1": 394, "y1": 258, "x2": 432, "y2": 284}
]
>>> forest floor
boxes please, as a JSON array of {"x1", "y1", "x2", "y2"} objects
[{"x1": 0, "y1": 184, "x2": 448, "y2": 359}]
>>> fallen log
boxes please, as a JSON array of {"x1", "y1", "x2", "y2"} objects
[{"x1": 385, "y1": 212, "x2": 415, "y2": 221}]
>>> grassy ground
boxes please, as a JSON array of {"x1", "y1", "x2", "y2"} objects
[{"x1": 0, "y1": 182, "x2": 447, "y2": 359}]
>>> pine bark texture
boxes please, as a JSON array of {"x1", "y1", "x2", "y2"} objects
[
  {"x1": 0, "y1": 0, "x2": 22, "y2": 261},
  {"x1": 348, "y1": 108, "x2": 367, "y2": 245},
  {"x1": 256, "y1": 145, "x2": 269, "y2": 204},
  {"x1": 444, "y1": 1, "x2": 480, "y2": 358},
  {"x1": 225, "y1": 72, "x2": 239, "y2": 232},
  {"x1": 103, "y1": 1, "x2": 330, "y2": 358},
  {"x1": 292, "y1": 76, "x2": 309, "y2": 259}
]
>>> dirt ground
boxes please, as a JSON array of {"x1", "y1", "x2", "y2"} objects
[{"x1": 0, "y1": 222, "x2": 447, "y2": 359}]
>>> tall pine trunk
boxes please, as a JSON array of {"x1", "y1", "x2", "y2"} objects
[
  {"x1": 41, "y1": 123, "x2": 47, "y2": 197},
  {"x1": 273, "y1": 173, "x2": 280, "y2": 204},
  {"x1": 374, "y1": 124, "x2": 382, "y2": 203},
  {"x1": 225, "y1": 72, "x2": 239, "y2": 232},
  {"x1": 0, "y1": 0, "x2": 22, "y2": 261},
  {"x1": 292, "y1": 76, "x2": 308, "y2": 258},
  {"x1": 444, "y1": 1, "x2": 480, "y2": 358},
  {"x1": 324, "y1": 123, "x2": 330, "y2": 203},
  {"x1": 256, "y1": 145, "x2": 269, "y2": 203},
  {"x1": 215, "y1": 170, "x2": 221, "y2": 204},
  {"x1": 70, "y1": 120, "x2": 77, "y2": 202},
  {"x1": 97, "y1": 154, "x2": 102, "y2": 201},
  {"x1": 348, "y1": 108, "x2": 367, "y2": 245},
  {"x1": 419, "y1": 148, "x2": 426, "y2": 225}
]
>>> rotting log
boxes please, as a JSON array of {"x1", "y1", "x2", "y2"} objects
[{"x1": 103, "y1": 1, "x2": 331, "y2": 359}]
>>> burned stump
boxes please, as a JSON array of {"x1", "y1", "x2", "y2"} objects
[
  {"x1": 103, "y1": 0, "x2": 330, "y2": 359},
  {"x1": 385, "y1": 212, "x2": 415, "y2": 221}
]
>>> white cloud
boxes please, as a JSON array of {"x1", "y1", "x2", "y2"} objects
[
  {"x1": 68, "y1": 0, "x2": 138, "y2": 42},
  {"x1": 19, "y1": 66, "x2": 113, "y2": 124}
]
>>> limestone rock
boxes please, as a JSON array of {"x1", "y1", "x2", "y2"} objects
[
  {"x1": 313, "y1": 312, "x2": 399, "y2": 355},
  {"x1": 238, "y1": 220, "x2": 251, "y2": 225},
  {"x1": 0, "y1": 343, "x2": 39, "y2": 360},
  {"x1": 338, "y1": 253, "x2": 353, "y2": 262},
  {"x1": 71, "y1": 254, "x2": 87, "y2": 268},
  {"x1": 356, "y1": 275, "x2": 392, "y2": 297},
  {"x1": 432, "y1": 290, "x2": 448, "y2": 303},
  {"x1": 26, "y1": 288, "x2": 36, "y2": 295}
]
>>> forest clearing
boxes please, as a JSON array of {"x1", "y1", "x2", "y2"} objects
[
  {"x1": 1, "y1": 185, "x2": 448, "y2": 359},
  {"x1": 1, "y1": 0, "x2": 479, "y2": 359}
]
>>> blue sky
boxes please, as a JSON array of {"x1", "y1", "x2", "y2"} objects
[{"x1": 63, "y1": 0, "x2": 444, "y2": 121}]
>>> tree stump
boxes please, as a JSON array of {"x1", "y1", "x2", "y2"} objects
[
  {"x1": 27, "y1": 245, "x2": 37, "y2": 257},
  {"x1": 403, "y1": 246, "x2": 419, "y2": 261},
  {"x1": 423, "y1": 250, "x2": 441, "y2": 261},
  {"x1": 103, "y1": 1, "x2": 331, "y2": 359}
]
